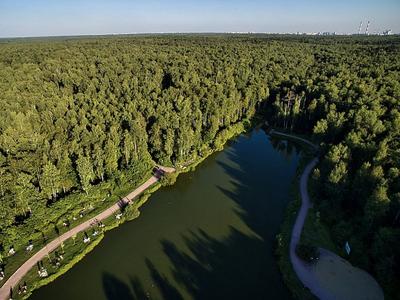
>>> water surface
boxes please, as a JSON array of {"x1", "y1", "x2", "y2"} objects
[{"x1": 30, "y1": 128, "x2": 300, "y2": 300}]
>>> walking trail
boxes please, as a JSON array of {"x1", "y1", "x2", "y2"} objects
[
  {"x1": 272, "y1": 130, "x2": 383, "y2": 300},
  {"x1": 0, "y1": 165, "x2": 175, "y2": 300}
]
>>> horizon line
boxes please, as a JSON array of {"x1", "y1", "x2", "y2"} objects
[{"x1": 1, "y1": 31, "x2": 399, "y2": 39}]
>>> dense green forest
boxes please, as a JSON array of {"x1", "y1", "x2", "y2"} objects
[{"x1": 0, "y1": 35, "x2": 399, "y2": 298}]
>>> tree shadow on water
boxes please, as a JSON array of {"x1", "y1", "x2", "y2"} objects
[
  {"x1": 145, "y1": 259, "x2": 184, "y2": 300},
  {"x1": 102, "y1": 131, "x2": 299, "y2": 300},
  {"x1": 214, "y1": 132, "x2": 302, "y2": 241},
  {"x1": 103, "y1": 272, "x2": 135, "y2": 300},
  {"x1": 148, "y1": 132, "x2": 299, "y2": 299},
  {"x1": 159, "y1": 229, "x2": 282, "y2": 300},
  {"x1": 102, "y1": 263, "x2": 183, "y2": 300},
  {"x1": 103, "y1": 227, "x2": 292, "y2": 300}
]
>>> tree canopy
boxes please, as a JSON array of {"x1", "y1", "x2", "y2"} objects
[{"x1": 0, "y1": 34, "x2": 399, "y2": 298}]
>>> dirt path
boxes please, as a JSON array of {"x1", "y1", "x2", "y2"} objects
[{"x1": 0, "y1": 165, "x2": 174, "y2": 300}]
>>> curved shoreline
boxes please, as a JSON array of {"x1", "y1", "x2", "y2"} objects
[
  {"x1": 0, "y1": 166, "x2": 175, "y2": 300},
  {"x1": 271, "y1": 129, "x2": 327, "y2": 298},
  {"x1": 0, "y1": 117, "x2": 247, "y2": 300},
  {"x1": 278, "y1": 131, "x2": 384, "y2": 300},
  {"x1": 2, "y1": 128, "x2": 383, "y2": 300},
  {"x1": 269, "y1": 129, "x2": 318, "y2": 152},
  {"x1": 289, "y1": 157, "x2": 328, "y2": 298}
]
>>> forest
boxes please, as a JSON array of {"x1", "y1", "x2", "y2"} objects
[{"x1": 0, "y1": 35, "x2": 399, "y2": 298}]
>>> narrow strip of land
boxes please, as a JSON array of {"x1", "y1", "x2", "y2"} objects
[
  {"x1": 269, "y1": 130, "x2": 328, "y2": 298},
  {"x1": 283, "y1": 131, "x2": 383, "y2": 300},
  {"x1": 0, "y1": 165, "x2": 175, "y2": 300},
  {"x1": 269, "y1": 129, "x2": 318, "y2": 151},
  {"x1": 280, "y1": 130, "x2": 340, "y2": 299},
  {"x1": 289, "y1": 157, "x2": 330, "y2": 298}
]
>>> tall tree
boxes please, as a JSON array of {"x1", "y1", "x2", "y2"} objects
[
  {"x1": 40, "y1": 161, "x2": 61, "y2": 200},
  {"x1": 76, "y1": 155, "x2": 95, "y2": 194}
]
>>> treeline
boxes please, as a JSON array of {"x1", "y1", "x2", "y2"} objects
[
  {"x1": 268, "y1": 37, "x2": 400, "y2": 298},
  {"x1": 0, "y1": 35, "x2": 399, "y2": 298},
  {"x1": 0, "y1": 36, "x2": 310, "y2": 249}
]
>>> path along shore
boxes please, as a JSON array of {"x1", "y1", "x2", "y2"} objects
[
  {"x1": 271, "y1": 130, "x2": 383, "y2": 300},
  {"x1": 0, "y1": 165, "x2": 175, "y2": 300}
]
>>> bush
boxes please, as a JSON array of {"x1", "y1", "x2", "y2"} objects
[
  {"x1": 160, "y1": 172, "x2": 178, "y2": 186},
  {"x1": 296, "y1": 244, "x2": 320, "y2": 264}
]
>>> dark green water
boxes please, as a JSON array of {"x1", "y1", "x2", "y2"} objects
[{"x1": 30, "y1": 128, "x2": 300, "y2": 300}]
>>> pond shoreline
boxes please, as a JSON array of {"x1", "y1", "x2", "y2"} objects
[
  {"x1": 275, "y1": 130, "x2": 383, "y2": 300},
  {"x1": 4, "y1": 120, "x2": 315, "y2": 300},
  {"x1": 3, "y1": 120, "x2": 249, "y2": 300},
  {"x1": 29, "y1": 124, "x2": 301, "y2": 300}
]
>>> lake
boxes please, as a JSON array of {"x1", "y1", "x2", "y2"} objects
[{"x1": 30, "y1": 128, "x2": 300, "y2": 300}]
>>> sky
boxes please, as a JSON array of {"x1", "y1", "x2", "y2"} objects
[{"x1": 0, "y1": 0, "x2": 399, "y2": 37}]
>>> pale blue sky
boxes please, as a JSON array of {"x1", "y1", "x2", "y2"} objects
[{"x1": 0, "y1": 0, "x2": 399, "y2": 37}]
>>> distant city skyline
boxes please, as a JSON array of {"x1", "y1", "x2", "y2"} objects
[{"x1": 0, "y1": 0, "x2": 399, "y2": 38}]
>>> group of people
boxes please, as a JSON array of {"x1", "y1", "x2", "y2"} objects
[
  {"x1": 52, "y1": 251, "x2": 64, "y2": 268},
  {"x1": 84, "y1": 218, "x2": 106, "y2": 243},
  {"x1": 10, "y1": 281, "x2": 28, "y2": 300},
  {"x1": 8, "y1": 246, "x2": 15, "y2": 256},
  {"x1": 8, "y1": 281, "x2": 28, "y2": 300},
  {"x1": 26, "y1": 240, "x2": 33, "y2": 252},
  {"x1": 4, "y1": 211, "x2": 111, "y2": 299},
  {"x1": 7, "y1": 240, "x2": 33, "y2": 259},
  {"x1": 36, "y1": 260, "x2": 48, "y2": 278},
  {"x1": 90, "y1": 218, "x2": 105, "y2": 229},
  {"x1": 83, "y1": 232, "x2": 91, "y2": 244},
  {"x1": 17, "y1": 281, "x2": 28, "y2": 295},
  {"x1": 0, "y1": 266, "x2": 5, "y2": 281},
  {"x1": 3, "y1": 210, "x2": 114, "y2": 300},
  {"x1": 62, "y1": 219, "x2": 71, "y2": 228}
]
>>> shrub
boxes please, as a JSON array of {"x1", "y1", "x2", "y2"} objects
[{"x1": 296, "y1": 244, "x2": 320, "y2": 264}]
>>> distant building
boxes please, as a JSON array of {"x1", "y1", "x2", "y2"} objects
[{"x1": 318, "y1": 32, "x2": 337, "y2": 36}]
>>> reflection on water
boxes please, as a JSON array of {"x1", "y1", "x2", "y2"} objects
[{"x1": 30, "y1": 128, "x2": 300, "y2": 300}]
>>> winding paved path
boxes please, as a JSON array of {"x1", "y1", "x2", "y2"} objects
[
  {"x1": 289, "y1": 157, "x2": 332, "y2": 299},
  {"x1": 275, "y1": 130, "x2": 383, "y2": 300},
  {"x1": 0, "y1": 165, "x2": 175, "y2": 300}
]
